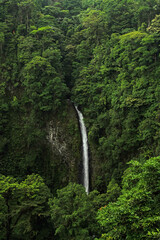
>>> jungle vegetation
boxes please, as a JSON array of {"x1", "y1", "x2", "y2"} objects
[{"x1": 0, "y1": 0, "x2": 160, "y2": 239}]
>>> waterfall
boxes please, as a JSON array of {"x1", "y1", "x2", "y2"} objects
[{"x1": 75, "y1": 106, "x2": 89, "y2": 194}]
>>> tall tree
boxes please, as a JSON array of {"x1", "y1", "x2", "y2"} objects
[
  {"x1": 97, "y1": 157, "x2": 160, "y2": 240},
  {"x1": 0, "y1": 174, "x2": 52, "y2": 240}
]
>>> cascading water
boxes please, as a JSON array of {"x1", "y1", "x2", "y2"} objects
[{"x1": 75, "y1": 106, "x2": 89, "y2": 194}]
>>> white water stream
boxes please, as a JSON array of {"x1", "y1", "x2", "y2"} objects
[{"x1": 75, "y1": 106, "x2": 89, "y2": 194}]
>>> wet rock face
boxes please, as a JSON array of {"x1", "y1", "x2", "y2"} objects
[
  {"x1": 46, "y1": 102, "x2": 81, "y2": 188},
  {"x1": 47, "y1": 122, "x2": 68, "y2": 158}
]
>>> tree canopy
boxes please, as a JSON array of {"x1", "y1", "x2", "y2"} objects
[{"x1": 0, "y1": 0, "x2": 160, "y2": 239}]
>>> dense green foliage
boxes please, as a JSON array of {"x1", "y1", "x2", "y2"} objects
[
  {"x1": 0, "y1": 0, "x2": 82, "y2": 192},
  {"x1": 49, "y1": 183, "x2": 103, "y2": 239},
  {"x1": 1, "y1": 0, "x2": 160, "y2": 239},
  {"x1": 97, "y1": 156, "x2": 160, "y2": 239},
  {"x1": 0, "y1": 174, "x2": 52, "y2": 240},
  {"x1": 0, "y1": 157, "x2": 159, "y2": 239},
  {"x1": 71, "y1": 6, "x2": 160, "y2": 190}
]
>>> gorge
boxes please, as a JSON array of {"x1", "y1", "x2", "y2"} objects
[{"x1": 0, "y1": 0, "x2": 160, "y2": 239}]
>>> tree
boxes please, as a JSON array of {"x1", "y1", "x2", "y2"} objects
[
  {"x1": 101, "y1": 0, "x2": 134, "y2": 34},
  {"x1": 22, "y1": 56, "x2": 68, "y2": 111},
  {"x1": 0, "y1": 174, "x2": 52, "y2": 240},
  {"x1": 148, "y1": 14, "x2": 160, "y2": 33},
  {"x1": 49, "y1": 183, "x2": 106, "y2": 240},
  {"x1": 97, "y1": 157, "x2": 160, "y2": 239}
]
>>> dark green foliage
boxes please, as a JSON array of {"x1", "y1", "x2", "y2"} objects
[
  {"x1": 0, "y1": 174, "x2": 52, "y2": 240},
  {"x1": 72, "y1": 15, "x2": 160, "y2": 190},
  {"x1": 49, "y1": 182, "x2": 107, "y2": 240},
  {"x1": 0, "y1": 0, "x2": 70, "y2": 183},
  {"x1": 1, "y1": 0, "x2": 160, "y2": 238},
  {"x1": 97, "y1": 157, "x2": 160, "y2": 239}
]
